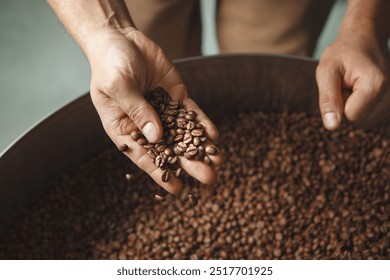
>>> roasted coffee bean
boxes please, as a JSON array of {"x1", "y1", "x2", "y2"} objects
[
  {"x1": 168, "y1": 100, "x2": 180, "y2": 109},
  {"x1": 137, "y1": 138, "x2": 148, "y2": 145},
  {"x1": 191, "y1": 129, "x2": 204, "y2": 137},
  {"x1": 167, "y1": 156, "x2": 178, "y2": 164},
  {"x1": 147, "y1": 148, "x2": 159, "y2": 159},
  {"x1": 176, "y1": 128, "x2": 185, "y2": 135},
  {"x1": 130, "y1": 131, "x2": 142, "y2": 141},
  {"x1": 0, "y1": 112, "x2": 388, "y2": 261},
  {"x1": 193, "y1": 137, "x2": 201, "y2": 147},
  {"x1": 161, "y1": 170, "x2": 170, "y2": 182},
  {"x1": 186, "y1": 110, "x2": 196, "y2": 120},
  {"x1": 177, "y1": 142, "x2": 187, "y2": 150},
  {"x1": 186, "y1": 146, "x2": 198, "y2": 157},
  {"x1": 154, "y1": 155, "x2": 165, "y2": 168},
  {"x1": 205, "y1": 146, "x2": 218, "y2": 155},
  {"x1": 183, "y1": 133, "x2": 193, "y2": 144},
  {"x1": 125, "y1": 173, "x2": 133, "y2": 181},
  {"x1": 186, "y1": 121, "x2": 196, "y2": 130},
  {"x1": 164, "y1": 148, "x2": 173, "y2": 156},
  {"x1": 174, "y1": 134, "x2": 184, "y2": 142},
  {"x1": 156, "y1": 144, "x2": 166, "y2": 153},
  {"x1": 200, "y1": 137, "x2": 207, "y2": 142},
  {"x1": 118, "y1": 144, "x2": 128, "y2": 152},
  {"x1": 188, "y1": 194, "x2": 199, "y2": 206},
  {"x1": 154, "y1": 194, "x2": 166, "y2": 202},
  {"x1": 176, "y1": 118, "x2": 187, "y2": 129}
]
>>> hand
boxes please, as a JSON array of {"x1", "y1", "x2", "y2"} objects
[
  {"x1": 316, "y1": 32, "x2": 390, "y2": 130},
  {"x1": 86, "y1": 29, "x2": 222, "y2": 194}
]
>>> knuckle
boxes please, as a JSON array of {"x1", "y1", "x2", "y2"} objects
[{"x1": 129, "y1": 101, "x2": 148, "y2": 123}]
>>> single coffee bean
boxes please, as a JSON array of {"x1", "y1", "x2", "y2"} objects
[
  {"x1": 168, "y1": 100, "x2": 180, "y2": 109},
  {"x1": 147, "y1": 148, "x2": 159, "y2": 159},
  {"x1": 183, "y1": 133, "x2": 193, "y2": 144},
  {"x1": 118, "y1": 144, "x2": 128, "y2": 152},
  {"x1": 176, "y1": 128, "x2": 185, "y2": 135},
  {"x1": 186, "y1": 121, "x2": 196, "y2": 130},
  {"x1": 158, "y1": 103, "x2": 166, "y2": 113},
  {"x1": 167, "y1": 156, "x2": 178, "y2": 164},
  {"x1": 130, "y1": 131, "x2": 142, "y2": 141},
  {"x1": 154, "y1": 194, "x2": 166, "y2": 202},
  {"x1": 205, "y1": 146, "x2": 218, "y2": 155},
  {"x1": 174, "y1": 134, "x2": 184, "y2": 142},
  {"x1": 191, "y1": 129, "x2": 204, "y2": 137},
  {"x1": 161, "y1": 170, "x2": 170, "y2": 182},
  {"x1": 186, "y1": 146, "x2": 198, "y2": 157},
  {"x1": 154, "y1": 156, "x2": 165, "y2": 168},
  {"x1": 188, "y1": 194, "x2": 199, "y2": 206},
  {"x1": 200, "y1": 137, "x2": 207, "y2": 142},
  {"x1": 156, "y1": 144, "x2": 167, "y2": 153},
  {"x1": 164, "y1": 148, "x2": 173, "y2": 156},
  {"x1": 176, "y1": 118, "x2": 187, "y2": 129},
  {"x1": 169, "y1": 129, "x2": 177, "y2": 137},
  {"x1": 125, "y1": 173, "x2": 133, "y2": 181},
  {"x1": 193, "y1": 137, "x2": 201, "y2": 147},
  {"x1": 137, "y1": 138, "x2": 148, "y2": 146}
]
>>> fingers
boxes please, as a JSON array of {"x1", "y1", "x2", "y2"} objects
[
  {"x1": 183, "y1": 98, "x2": 220, "y2": 142},
  {"x1": 316, "y1": 63, "x2": 345, "y2": 130},
  {"x1": 116, "y1": 134, "x2": 183, "y2": 195},
  {"x1": 343, "y1": 73, "x2": 385, "y2": 126},
  {"x1": 108, "y1": 80, "x2": 163, "y2": 143}
]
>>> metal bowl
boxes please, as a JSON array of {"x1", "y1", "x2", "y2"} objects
[{"x1": 0, "y1": 54, "x2": 387, "y2": 236}]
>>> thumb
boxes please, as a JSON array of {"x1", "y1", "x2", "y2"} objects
[
  {"x1": 113, "y1": 83, "x2": 163, "y2": 143},
  {"x1": 316, "y1": 64, "x2": 345, "y2": 131}
]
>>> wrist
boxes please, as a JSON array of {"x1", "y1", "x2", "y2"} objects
[{"x1": 340, "y1": 0, "x2": 390, "y2": 43}]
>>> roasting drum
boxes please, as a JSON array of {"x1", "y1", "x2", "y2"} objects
[{"x1": 0, "y1": 54, "x2": 388, "y2": 237}]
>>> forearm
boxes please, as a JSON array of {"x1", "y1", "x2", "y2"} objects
[
  {"x1": 340, "y1": 0, "x2": 390, "y2": 41},
  {"x1": 47, "y1": 0, "x2": 136, "y2": 52}
]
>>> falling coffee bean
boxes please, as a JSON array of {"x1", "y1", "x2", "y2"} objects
[
  {"x1": 188, "y1": 194, "x2": 199, "y2": 206},
  {"x1": 154, "y1": 194, "x2": 166, "y2": 202},
  {"x1": 125, "y1": 173, "x2": 133, "y2": 181}
]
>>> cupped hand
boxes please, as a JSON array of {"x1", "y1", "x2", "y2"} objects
[
  {"x1": 316, "y1": 33, "x2": 390, "y2": 130},
  {"x1": 86, "y1": 29, "x2": 222, "y2": 194}
]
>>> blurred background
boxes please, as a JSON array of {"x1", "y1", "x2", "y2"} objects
[{"x1": 0, "y1": 0, "x2": 347, "y2": 152}]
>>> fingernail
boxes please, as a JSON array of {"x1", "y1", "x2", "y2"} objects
[
  {"x1": 324, "y1": 112, "x2": 339, "y2": 130},
  {"x1": 142, "y1": 122, "x2": 158, "y2": 143}
]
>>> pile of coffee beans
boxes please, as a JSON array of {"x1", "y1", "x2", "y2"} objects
[
  {"x1": 127, "y1": 87, "x2": 217, "y2": 186},
  {"x1": 0, "y1": 112, "x2": 388, "y2": 260}
]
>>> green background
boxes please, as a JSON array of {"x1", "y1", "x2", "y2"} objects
[{"x1": 0, "y1": 0, "x2": 348, "y2": 152}]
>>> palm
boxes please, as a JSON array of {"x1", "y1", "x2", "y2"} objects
[{"x1": 88, "y1": 31, "x2": 222, "y2": 195}]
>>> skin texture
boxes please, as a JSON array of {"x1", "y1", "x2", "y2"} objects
[
  {"x1": 47, "y1": 0, "x2": 222, "y2": 195},
  {"x1": 48, "y1": 0, "x2": 389, "y2": 193},
  {"x1": 317, "y1": 0, "x2": 390, "y2": 130}
]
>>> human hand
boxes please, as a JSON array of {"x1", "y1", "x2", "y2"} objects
[
  {"x1": 316, "y1": 31, "x2": 389, "y2": 130},
  {"x1": 86, "y1": 29, "x2": 222, "y2": 194}
]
